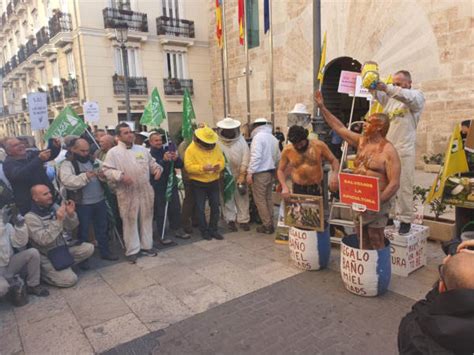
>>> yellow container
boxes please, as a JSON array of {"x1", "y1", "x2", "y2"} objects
[{"x1": 361, "y1": 61, "x2": 379, "y2": 89}]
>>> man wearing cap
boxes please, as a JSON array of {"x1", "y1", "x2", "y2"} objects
[
  {"x1": 278, "y1": 125, "x2": 340, "y2": 198},
  {"x1": 103, "y1": 123, "x2": 162, "y2": 263},
  {"x1": 217, "y1": 118, "x2": 250, "y2": 232},
  {"x1": 247, "y1": 118, "x2": 281, "y2": 234},
  {"x1": 371, "y1": 70, "x2": 425, "y2": 235},
  {"x1": 184, "y1": 126, "x2": 225, "y2": 240}
]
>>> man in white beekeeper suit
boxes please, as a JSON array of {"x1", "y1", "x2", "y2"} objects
[
  {"x1": 217, "y1": 117, "x2": 250, "y2": 232},
  {"x1": 103, "y1": 123, "x2": 163, "y2": 264},
  {"x1": 371, "y1": 70, "x2": 425, "y2": 235}
]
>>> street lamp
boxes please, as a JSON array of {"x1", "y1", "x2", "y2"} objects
[{"x1": 115, "y1": 23, "x2": 131, "y2": 122}]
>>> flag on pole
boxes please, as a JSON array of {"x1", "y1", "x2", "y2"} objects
[
  {"x1": 165, "y1": 160, "x2": 175, "y2": 202},
  {"x1": 44, "y1": 106, "x2": 87, "y2": 140},
  {"x1": 238, "y1": 0, "x2": 245, "y2": 45},
  {"x1": 264, "y1": 0, "x2": 270, "y2": 33},
  {"x1": 317, "y1": 31, "x2": 327, "y2": 82},
  {"x1": 182, "y1": 88, "x2": 196, "y2": 144},
  {"x1": 223, "y1": 155, "x2": 235, "y2": 203},
  {"x1": 427, "y1": 124, "x2": 469, "y2": 203},
  {"x1": 140, "y1": 87, "x2": 166, "y2": 128},
  {"x1": 216, "y1": 0, "x2": 223, "y2": 48}
]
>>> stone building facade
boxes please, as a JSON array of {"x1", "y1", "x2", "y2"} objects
[
  {"x1": 0, "y1": 0, "x2": 213, "y2": 142},
  {"x1": 209, "y1": 0, "x2": 473, "y2": 165}
]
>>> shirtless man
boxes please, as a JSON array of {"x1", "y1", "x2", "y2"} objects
[
  {"x1": 315, "y1": 91, "x2": 401, "y2": 250},
  {"x1": 278, "y1": 125, "x2": 339, "y2": 198}
]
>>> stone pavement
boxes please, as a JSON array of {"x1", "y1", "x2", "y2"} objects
[{"x1": 0, "y1": 169, "x2": 447, "y2": 355}]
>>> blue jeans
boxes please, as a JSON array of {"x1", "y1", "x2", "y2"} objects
[
  {"x1": 76, "y1": 199, "x2": 110, "y2": 257},
  {"x1": 192, "y1": 180, "x2": 220, "y2": 236}
]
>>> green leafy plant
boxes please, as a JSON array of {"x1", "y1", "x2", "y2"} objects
[
  {"x1": 413, "y1": 185, "x2": 429, "y2": 204},
  {"x1": 429, "y1": 198, "x2": 447, "y2": 221},
  {"x1": 423, "y1": 153, "x2": 444, "y2": 165}
]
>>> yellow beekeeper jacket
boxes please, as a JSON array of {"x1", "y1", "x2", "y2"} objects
[{"x1": 184, "y1": 141, "x2": 225, "y2": 183}]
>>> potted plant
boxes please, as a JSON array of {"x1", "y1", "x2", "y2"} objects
[
  {"x1": 423, "y1": 198, "x2": 455, "y2": 242},
  {"x1": 412, "y1": 185, "x2": 429, "y2": 224},
  {"x1": 423, "y1": 153, "x2": 444, "y2": 173}
]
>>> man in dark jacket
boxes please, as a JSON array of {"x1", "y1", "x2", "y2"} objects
[
  {"x1": 398, "y1": 251, "x2": 474, "y2": 354},
  {"x1": 3, "y1": 138, "x2": 61, "y2": 214},
  {"x1": 149, "y1": 131, "x2": 190, "y2": 244}
]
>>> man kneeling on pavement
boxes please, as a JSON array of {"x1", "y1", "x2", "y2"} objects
[
  {"x1": 0, "y1": 207, "x2": 49, "y2": 298},
  {"x1": 25, "y1": 184, "x2": 94, "y2": 288}
]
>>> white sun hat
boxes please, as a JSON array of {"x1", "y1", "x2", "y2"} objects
[
  {"x1": 289, "y1": 103, "x2": 310, "y2": 115},
  {"x1": 216, "y1": 117, "x2": 241, "y2": 129}
]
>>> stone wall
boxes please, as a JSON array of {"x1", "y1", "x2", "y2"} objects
[{"x1": 209, "y1": 0, "x2": 474, "y2": 166}]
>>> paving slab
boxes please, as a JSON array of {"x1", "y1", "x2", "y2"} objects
[
  {"x1": 0, "y1": 304, "x2": 22, "y2": 355},
  {"x1": 84, "y1": 313, "x2": 149, "y2": 353},
  {"x1": 97, "y1": 262, "x2": 156, "y2": 295},
  {"x1": 61, "y1": 271, "x2": 130, "y2": 328},
  {"x1": 19, "y1": 308, "x2": 93, "y2": 354},
  {"x1": 121, "y1": 284, "x2": 193, "y2": 331}
]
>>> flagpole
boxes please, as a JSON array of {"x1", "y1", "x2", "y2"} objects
[
  {"x1": 269, "y1": 0, "x2": 275, "y2": 129},
  {"x1": 160, "y1": 129, "x2": 172, "y2": 244},
  {"x1": 243, "y1": 0, "x2": 251, "y2": 126},
  {"x1": 220, "y1": 49, "x2": 227, "y2": 117},
  {"x1": 222, "y1": 0, "x2": 230, "y2": 116}
]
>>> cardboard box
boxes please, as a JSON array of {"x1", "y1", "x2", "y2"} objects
[{"x1": 384, "y1": 223, "x2": 429, "y2": 277}]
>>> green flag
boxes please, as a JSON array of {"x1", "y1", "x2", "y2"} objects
[
  {"x1": 44, "y1": 106, "x2": 87, "y2": 141},
  {"x1": 165, "y1": 160, "x2": 175, "y2": 202},
  {"x1": 181, "y1": 88, "x2": 196, "y2": 143},
  {"x1": 223, "y1": 155, "x2": 235, "y2": 203},
  {"x1": 140, "y1": 87, "x2": 166, "y2": 128}
]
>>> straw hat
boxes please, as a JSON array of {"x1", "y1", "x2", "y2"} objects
[{"x1": 195, "y1": 126, "x2": 218, "y2": 144}]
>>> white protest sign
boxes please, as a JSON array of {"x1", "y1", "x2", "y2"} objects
[
  {"x1": 83, "y1": 101, "x2": 100, "y2": 122},
  {"x1": 27, "y1": 92, "x2": 49, "y2": 130},
  {"x1": 355, "y1": 75, "x2": 373, "y2": 99},
  {"x1": 337, "y1": 71, "x2": 359, "y2": 95}
]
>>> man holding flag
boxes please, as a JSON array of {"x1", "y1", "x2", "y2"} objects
[
  {"x1": 149, "y1": 131, "x2": 190, "y2": 244},
  {"x1": 103, "y1": 123, "x2": 163, "y2": 263}
]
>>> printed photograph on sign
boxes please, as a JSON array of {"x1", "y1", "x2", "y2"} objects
[{"x1": 284, "y1": 194, "x2": 324, "y2": 231}]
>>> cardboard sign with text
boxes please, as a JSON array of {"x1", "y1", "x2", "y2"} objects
[
  {"x1": 339, "y1": 173, "x2": 380, "y2": 212},
  {"x1": 337, "y1": 71, "x2": 359, "y2": 95}
]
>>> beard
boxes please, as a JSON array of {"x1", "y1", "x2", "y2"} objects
[
  {"x1": 295, "y1": 140, "x2": 309, "y2": 153},
  {"x1": 74, "y1": 153, "x2": 90, "y2": 163}
]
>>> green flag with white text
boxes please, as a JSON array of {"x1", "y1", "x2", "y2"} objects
[
  {"x1": 140, "y1": 87, "x2": 166, "y2": 128},
  {"x1": 44, "y1": 106, "x2": 87, "y2": 140},
  {"x1": 181, "y1": 88, "x2": 196, "y2": 144}
]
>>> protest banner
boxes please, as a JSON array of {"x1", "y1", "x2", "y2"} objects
[
  {"x1": 339, "y1": 173, "x2": 380, "y2": 212},
  {"x1": 288, "y1": 226, "x2": 330, "y2": 271},
  {"x1": 27, "y1": 92, "x2": 49, "y2": 130},
  {"x1": 83, "y1": 101, "x2": 100, "y2": 123},
  {"x1": 337, "y1": 70, "x2": 358, "y2": 95}
]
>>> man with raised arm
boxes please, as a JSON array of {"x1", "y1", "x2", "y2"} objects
[{"x1": 315, "y1": 91, "x2": 401, "y2": 250}]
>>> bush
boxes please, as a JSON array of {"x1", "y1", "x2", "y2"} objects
[
  {"x1": 413, "y1": 185, "x2": 429, "y2": 204},
  {"x1": 429, "y1": 198, "x2": 448, "y2": 221}
]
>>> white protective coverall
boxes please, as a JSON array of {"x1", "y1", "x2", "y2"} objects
[
  {"x1": 103, "y1": 142, "x2": 162, "y2": 256},
  {"x1": 373, "y1": 84, "x2": 425, "y2": 223},
  {"x1": 218, "y1": 135, "x2": 250, "y2": 224}
]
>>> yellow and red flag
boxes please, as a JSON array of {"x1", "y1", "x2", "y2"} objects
[
  {"x1": 238, "y1": 0, "x2": 245, "y2": 45},
  {"x1": 215, "y1": 0, "x2": 223, "y2": 48}
]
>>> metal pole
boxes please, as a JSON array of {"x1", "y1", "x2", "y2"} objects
[
  {"x1": 269, "y1": 0, "x2": 275, "y2": 129},
  {"x1": 313, "y1": 0, "x2": 321, "y2": 118},
  {"x1": 222, "y1": 0, "x2": 230, "y2": 115},
  {"x1": 73, "y1": 0, "x2": 87, "y2": 102},
  {"x1": 220, "y1": 48, "x2": 227, "y2": 117},
  {"x1": 244, "y1": 0, "x2": 251, "y2": 125},
  {"x1": 121, "y1": 43, "x2": 131, "y2": 122}
]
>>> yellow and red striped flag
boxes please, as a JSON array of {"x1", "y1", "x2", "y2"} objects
[
  {"x1": 215, "y1": 0, "x2": 223, "y2": 48},
  {"x1": 238, "y1": 0, "x2": 244, "y2": 45}
]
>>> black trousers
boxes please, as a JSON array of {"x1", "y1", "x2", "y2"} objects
[{"x1": 191, "y1": 180, "x2": 220, "y2": 236}]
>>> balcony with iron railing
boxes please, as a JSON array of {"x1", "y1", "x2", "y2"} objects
[
  {"x1": 17, "y1": 45, "x2": 27, "y2": 64},
  {"x1": 62, "y1": 77, "x2": 78, "y2": 99},
  {"x1": 10, "y1": 55, "x2": 17, "y2": 69},
  {"x1": 103, "y1": 7, "x2": 148, "y2": 32},
  {"x1": 49, "y1": 86, "x2": 63, "y2": 104},
  {"x1": 163, "y1": 78, "x2": 193, "y2": 96},
  {"x1": 49, "y1": 11, "x2": 72, "y2": 38},
  {"x1": 156, "y1": 17, "x2": 195, "y2": 38},
  {"x1": 26, "y1": 38, "x2": 36, "y2": 57},
  {"x1": 113, "y1": 74, "x2": 148, "y2": 96},
  {"x1": 36, "y1": 26, "x2": 50, "y2": 49}
]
